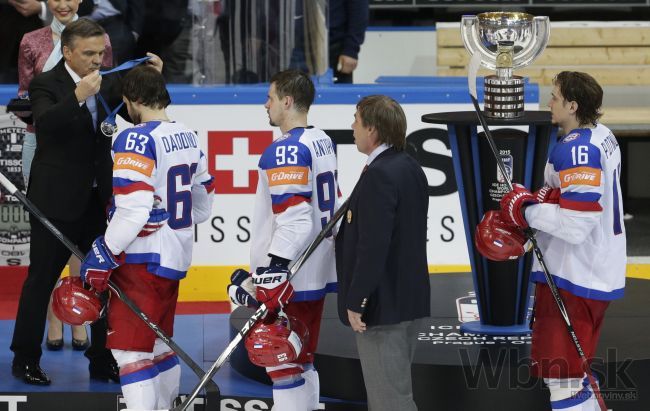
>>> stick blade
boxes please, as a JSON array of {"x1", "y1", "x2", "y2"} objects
[{"x1": 468, "y1": 52, "x2": 482, "y2": 100}]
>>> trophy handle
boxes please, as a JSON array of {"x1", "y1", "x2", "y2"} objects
[
  {"x1": 461, "y1": 16, "x2": 497, "y2": 71},
  {"x1": 512, "y1": 16, "x2": 550, "y2": 70}
]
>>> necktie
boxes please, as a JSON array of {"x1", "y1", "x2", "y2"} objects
[{"x1": 86, "y1": 95, "x2": 97, "y2": 131}]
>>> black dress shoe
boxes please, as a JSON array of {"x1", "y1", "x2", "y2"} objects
[
  {"x1": 46, "y1": 338, "x2": 64, "y2": 351},
  {"x1": 12, "y1": 363, "x2": 51, "y2": 385},
  {"x1": 89, "y1": 360, "x2": 120, "y2": 383},
  {"x1": 71, "y1": 338, "x2": 89, "y2": 351}
]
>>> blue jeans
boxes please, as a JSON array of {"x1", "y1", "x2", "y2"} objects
[{"x1": 22, "y1": 131, "x2": 36, "y2": 186}]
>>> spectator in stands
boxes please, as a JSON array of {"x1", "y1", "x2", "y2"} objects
[
  {"x1": 77, "y1": 0, "x2": 144, "y2": 64},
  {"x1": 329, "y1": 0, "x2": 369, "y2": 84},
  {"x1": 17, "y1": 0, "x2": 114, "y2": 353},
  {"x1": 136, "y1": 0, "x2": 193, "y2": 83},
  {"x1": 0, "y1": 0, "x2": 43, "y2": 83}
]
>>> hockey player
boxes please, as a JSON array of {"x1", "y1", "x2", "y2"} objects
[
  {"x1": 228, "y1": 69, "x2": 341, "y2": 411},
  {"x1": 499, "y1": 71, "x2": 625, "y2": 410},
  {"x1": 79, "y1": 65, "x2": 215, "y2": 410}
]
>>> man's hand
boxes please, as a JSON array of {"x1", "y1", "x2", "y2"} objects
[
  {"x1": 347, "y1": 310, "x2": 366, "y2": 333},
  {"x1": 145, "y1": 52, "x2": 164, "y2": 73},
  {"x1": 227, "y1": 268, "x2": 259, "y2": 308},
  {"x1": 75, "y1": 71, "x2": 102, "y2": 103},
  {"x1": 337, "y1": 55, "x2": 358, "y2": 74},
  {"x1": 500, "y1": 183, "x2": 536, "y2": 229},
  {"x1": 253, "y1": 264, "x2": 294, "y2": 312},
  {"x1": 80, "y1": 236, "x2": 124, "y2": 292},
  {"x1": 9, "y1": 0, "x2": 42, "y2": 17},
  {"x1": 534, "y1": 185, "x2": 561, "y2": 204}
]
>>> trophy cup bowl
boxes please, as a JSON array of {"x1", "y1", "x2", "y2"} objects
[{"x1": 462, "y1": 12, "x2": 550, "y2": 119}]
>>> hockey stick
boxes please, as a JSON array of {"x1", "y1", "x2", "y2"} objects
[
  {"x1": 467, "y1": 52, "x2": 607, "y2": 411},
  {"x1": 0, "y1": 172, "x2": 221, "y2": 402},
  {"x1": 174, "y1": 197, "x2": 351, "y2": 411}
]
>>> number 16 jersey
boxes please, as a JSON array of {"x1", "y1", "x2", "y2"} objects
[
  {"x1": 250, "y1": 127, "x2": 341, "y2": 301},
  {"x1": 525, "y1": 123, "x2": 626, "y2": 301}
]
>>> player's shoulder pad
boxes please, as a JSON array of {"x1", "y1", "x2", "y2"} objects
[
  {"x1": 258, "y1": 129, "x2": 312, "y2": 170},
  {"x1": 550, "y1": 128, "x2": 602, "y2": 172}
]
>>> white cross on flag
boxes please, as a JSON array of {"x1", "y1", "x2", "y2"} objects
[{"x1": 208, "y1": 131, "x2": 273, "y2": 193}]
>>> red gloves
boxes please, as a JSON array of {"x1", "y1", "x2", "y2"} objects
[
  {"x1": 500, "y1": 183, "x2": 536, "y2": 229},
  {"x1": 252, "y1": 265, "x2": 294, "y2": 312},
  {"x1": 534, "y1": 185, "x2": 561, "y2": 204}
]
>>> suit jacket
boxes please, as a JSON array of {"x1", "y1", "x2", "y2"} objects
[
  {"x1": 27, "y1": 59, "x2": 128, "y2": 222},
  {"x1": 336, "y1": 147, "x2": 431, "y2": 327},
  {"x1": 0, "y1": 4, "x2": 41, "y2": 83},
  {"x1": 18, "y1": 27, "x2": 113, "y2": 130},
  {"x1": 78, "y1": 0, "x2": 145, "y2": 35}
]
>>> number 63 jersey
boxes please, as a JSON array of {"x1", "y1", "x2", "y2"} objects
[
  {"x1": 525, "y1": 123, "x2": 626, "y2": 301},
  {"x1": 104, "y1": 121, "x2": 215, "y2": 280},
  {"x1": 251, "y1": 127, "x2": 342, "y2": 301}
]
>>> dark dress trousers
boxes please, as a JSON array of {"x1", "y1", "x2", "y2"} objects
[
  {"x1": 336, "y1": 147, "x2": 431, "y2": 327},
  {"x1": 10, "y1": 59, "x2": 127, "y2": 366}
]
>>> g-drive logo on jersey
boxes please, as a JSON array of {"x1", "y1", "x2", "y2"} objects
[{"x1": 208, "y1": 131, "x2": 273, "y2": 194}]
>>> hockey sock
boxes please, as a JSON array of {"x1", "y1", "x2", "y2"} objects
[
  {"x1": 268, "y1": 364, "x2": 311, "y2": 411},
  {"x1": 112, "y1": 349, "x2": 159, "y2": 410},
  {"x1": 272, "y1": 378, "x2": 313, "y2": 411},
  {"x1": 301, "y1": 364, "x2": 320, "y2": 410},
  {"x1": 545, "y1": 375, "x2": 598, "y2": 410},
  {"x1": 153, "y1": 339, "x2": 180, "y2": 409}
]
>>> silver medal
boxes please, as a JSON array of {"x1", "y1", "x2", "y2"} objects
[{"x1": 100, "y1": 121, "x2": 117, "y2": 137}]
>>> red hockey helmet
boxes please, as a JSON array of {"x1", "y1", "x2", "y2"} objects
[
  {"x1": 52, "y1": 277, "x2": 103, "y2": 326},
  {"x1": 475, "y1": 210, "x2": 529, "y2": 261},
  {"x1": 245, "y1": 314, "x2": 309, "y2": 367}
]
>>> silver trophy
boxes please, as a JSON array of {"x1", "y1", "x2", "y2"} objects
[{"x1": 462, "y1": 12, "x2": 550, "y2": 119}]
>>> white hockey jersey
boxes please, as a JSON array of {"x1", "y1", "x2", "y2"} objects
[
  {"x1": 105, "y1": 121, "x2": 215, "y2": 280},
  {"x1": 525, "y1": 123, "x2": 626, "y2": 300},
  {"x1": 250, "y1": 127, "x2": 341, "y2": 301}
]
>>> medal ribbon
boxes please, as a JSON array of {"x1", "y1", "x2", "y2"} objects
[{"x1": 96, "y1": 56, "x2": 152, "y2": 135}]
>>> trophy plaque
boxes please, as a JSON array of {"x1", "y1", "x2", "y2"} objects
[{"x1": 462, "y1": 12, "x2": 550, "y2": 119}]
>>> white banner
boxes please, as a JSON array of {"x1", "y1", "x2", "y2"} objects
[
  {"x1": 154, "y1": 102, "x2": 477, "y2": 268},
  {"x1": 2, "y1": 100, "x2": 542, "y2": 269}
]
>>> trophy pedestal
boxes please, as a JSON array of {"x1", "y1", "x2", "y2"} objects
[
  {"x1": 422, "y1": 110, "x2": 557, "y2": 335},
  {"x1": 484, "y1": 75, "x2": 525, "y2": 118}
]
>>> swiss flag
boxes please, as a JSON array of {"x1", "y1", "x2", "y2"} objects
[{"x1": 208, "y1": 131, "x2": 273, "y2": 194}]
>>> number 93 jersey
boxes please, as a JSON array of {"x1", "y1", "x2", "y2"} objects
[
  {"x1": 525, "y1": 123, "x2": 626, "y2": 300},
  {"x1": 251, "y1": 127, "x2": 341, "y2": 301},
  {"x1": 104, "y1": 121, "x2": 215, "y2": 280}
]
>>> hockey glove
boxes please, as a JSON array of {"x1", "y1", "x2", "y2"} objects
[
  {"x1": 80, "y1": 236, "x2": 124, "y2": 292},
  {"x1": 533, "y1": 185, "x2": 561, "y2": 204},
  {"x1": 106, "y1": 196, "x2": 169, "y2": 237},
  {"x1": 500, "y1": 183, "x2": 536, "y2": 229},
  {"x1": 138, "y1": 207, "x2": 170, "y2": 237},
  {"x1": 253, "y1": 256, "x2": 294, "y2": 312},
  {"x1": 227, "y1": 268, "x2": 259, "y2": 308}
]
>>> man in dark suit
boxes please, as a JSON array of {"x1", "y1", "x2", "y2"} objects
[
  {"x1": 335, "y1": 95, "x2": 430, "y2": 411},
  {"x1": 10, "y1": 18, "x2": 163, "y2": 385}
]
